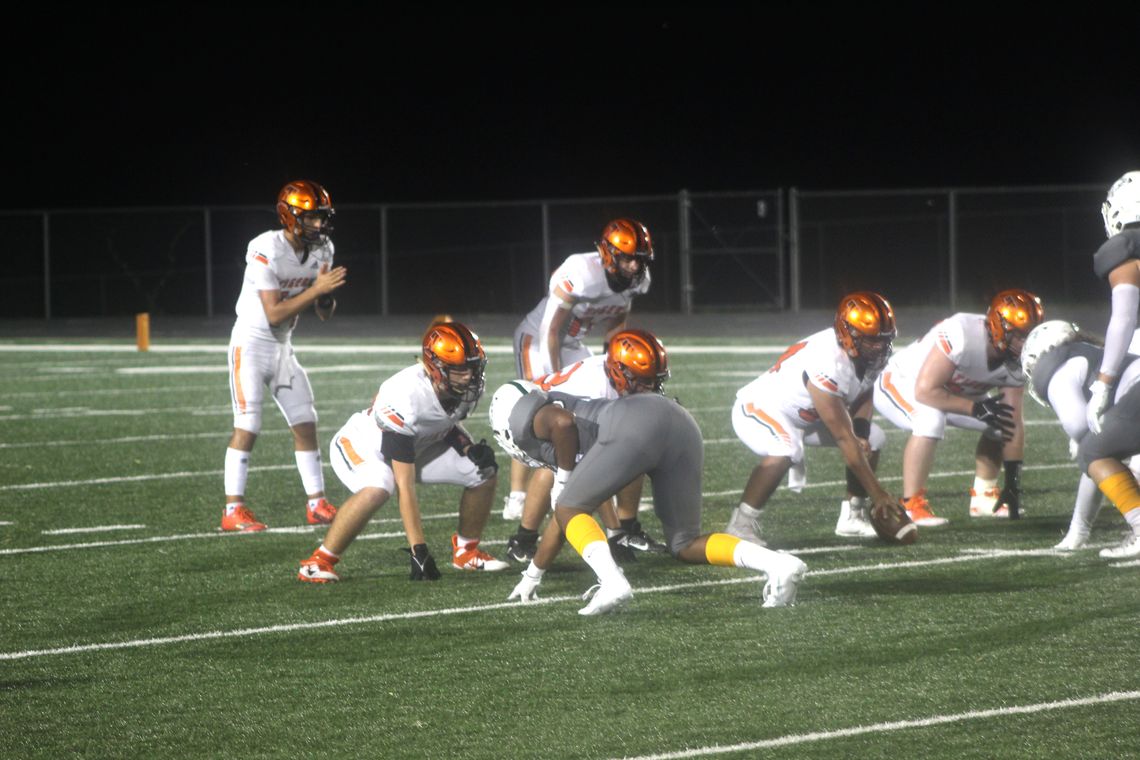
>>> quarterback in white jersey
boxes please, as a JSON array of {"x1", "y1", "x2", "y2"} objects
[
  {"x1": 503, "y1": 330, "x2": 670, "y2": 565},
  {"x1": 873, "y1": 289, "x2": 1043, "y2": 526},
  {"x1": 298, "y1": 322, "x2": 508, "y2": 583},
  {"x1": 503, "y1": 218, "x2": 655, "y2": 520},
  {"x1": 222, "y1": 180, "x2": 347, "y2": 533},
  {"x1": 726, "y1": 292, "x2": 902, "y2": 543}
]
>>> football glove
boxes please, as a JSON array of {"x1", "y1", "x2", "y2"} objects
[
  {"x1": 1086, "y1": 380, "x2": 1112, "y2": 435},
  {"x1": 465, "y1": 439, "x2": 498, "y2": 480},
  {"x1": 404, "y1": 543, "x2": 441, "y2": 581},
  {"x1": 507, "y1": 567, "x2": 544, "y2": 603},
  {"x1": 971, "y1": 397, "x2": 1016, "y2": 440},
  {"x1": 550, "y1": 468, "x2": 571, "y2": 508}
]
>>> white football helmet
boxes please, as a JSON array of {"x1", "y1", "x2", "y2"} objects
[
  {"x1": 488, "y1": 380, "x2": 545, "y2": 468},
  {"x1": 1021, "y1": 320, "x2": 1079, "y2": 407},
  {"x1": 1101, "y1": 171, "x2": 1140, "y2": 238}
]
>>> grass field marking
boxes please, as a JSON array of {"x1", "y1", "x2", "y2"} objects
[
  {"x1": 0, "y1": 343, "x2": 789, "y2": 355},
  {"x1": 42, "y1": 524, "x2": 146, "y2": 535},
  {"x1": 1109, "y1": 559, "x2": 1140, "y2": 567},
  {"x1": 115, "y1": 363, "x2": 401, "y2": 376},
  {"x1": 0, "y1": 429, "x2": 286, "y2": 450},
  {"x1": 0, "y1": 548, "x2": 1068, "y2": 661},
  {"x1": 612, "y1": 690, "x2": 1140, "y2": 760}
]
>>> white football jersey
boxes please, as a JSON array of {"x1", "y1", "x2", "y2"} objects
[
  {"x1": 519, "y1": 252, "x2": 651, "y2": 346},
  {"x1": 736, "y1": 328, "x2": 874, "y2": 429},
  {"x1": 232, "y1": 230, "x2": 335, "y2": 342},
  {"x1": 532, "y1": 355, "x2": 618, "y2": 400},
  {"x1": 366, "y1": 364, "x2": 474, "y2": 454},
  {"x1": 887, "y1": 313, "x2": 1025, "y2": 398}
]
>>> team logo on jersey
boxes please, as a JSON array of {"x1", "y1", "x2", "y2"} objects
[
  {"x1": 377, "y1": 406, "x2": 406, "y2": 429},
  {"x1": 937, "y1": 331, "x2": 954, "y2": 355}
]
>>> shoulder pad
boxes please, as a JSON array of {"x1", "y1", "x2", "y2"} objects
[{"x1": 1093, "y1": 233, "x2": 1140, "y2": 279}]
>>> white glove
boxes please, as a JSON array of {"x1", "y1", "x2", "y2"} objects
[
  {"x1": 1086, "y1": 380, "x2": 1112, "y2": 435},
  {"x1": 550, "y1": 467, "x2": 571, "y2": 508},
  {"x1": 507, "y1": 567, "x2": 544, "y2": 603}
]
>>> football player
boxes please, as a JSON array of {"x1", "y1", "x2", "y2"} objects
[
  {"x1": 873, "y1": 289, "x2": 1044, "y2": 525},
  {"x1": 298, "y1": 322, "x2": 508, "y2": 583},
  {"x1": 1021, "y1": 320, "x2": 1140, "y2": 557},
  {"x1": 504, "y1": 329, "x2": 673, "y2": 565},
  {"x1": 222, "y1": 180, "x2": 347, "y2": 532},
  {"x1": 502, "y1": 218, "x2": 655, "y2": 521},
  {"x1": 725, "y1": 292, "x2": 900, "y2": 543},
  {"x1": 1087, "y1": 171, "x2": 1140, "y2": 435},
  {"x1": 489, "y1": 382, "x2": 808, "y2": 614}
]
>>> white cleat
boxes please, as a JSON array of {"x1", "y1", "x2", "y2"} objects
[
  {"x1": 835, "y1": 499, "x2": 878, "y2": 538},
  {"x1": 502, "y1": 492, "x2": 525, "y2": 521},
  {"x1": 725, "y1": 505, "x2": 767, "y2": 546},
  {"x1": 578, "y1": 574, "x2": 633, "y2": 616},
  {"x1": 762, "y1": 555, "x2": 808, "y2": 608},
  {"x1": 1099, "y1": 532, "x2": 1140, "y2": 559},
  {"x1": 1053, "y1": 532, "x2": 1089, "y2": 552}
]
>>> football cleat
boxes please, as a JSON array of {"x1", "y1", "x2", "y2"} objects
[
  {"x1": 578, "y1": 572, "x2": 633, "y2": 616},
  {"x1": 611, "y1": 522, "x2": 669, "y2": 553},
  {"x1": 1099, "y1": 532, "x2": 1140, "y2": 559},
  {"x1": 835, "y1": 498, "x2": 878, "y2": 537},
  {"x1": 968, "y1": 488, "x2": 1012, "y2": 518},
  {"x1": 725, "y1": 505, "x2": 767, "y2": 546},
  {"x1": 502, "y1": 492, "x2": 525, "y2": 521},
  {"x1": 451, "y1": 534, "x2": 509, "y2": 571},
  {"x1": 306, "y1": 497, "x2": 337, "y2": 525},
  {"x1": 220, "y1": 504, "x2": 266, "y2": 532},
  {"x1": 761, "y1": 555, "x2": 808, "y2": 608},
  {"x1": 298, "y1": 549, "x2": 339, "y2": 583},
  {"x1": 902, "y1": 491, "x2": 949, "y2": 527},
  {"x1": 1053, "y1": 531, "x2": 1089, "y2": 552},
  {"x1": 505, "y1": 533, "x2": 537, "y2": 564}
]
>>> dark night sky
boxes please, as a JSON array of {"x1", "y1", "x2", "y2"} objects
[{"x1": 13, "y1": 7, "x2": 1140, "y2": 209}]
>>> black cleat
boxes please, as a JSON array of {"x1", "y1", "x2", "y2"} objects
[{"x1": 506, "y1": 534, "x2": 537, "y2": 564}]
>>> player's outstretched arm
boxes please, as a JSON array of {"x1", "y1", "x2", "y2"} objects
[
  {"x1": 257, "y1": 263, "x2": 347, "y2": 327},
  {"x1": 810, "y1": 383, "x2": 892, "y2": 508}
]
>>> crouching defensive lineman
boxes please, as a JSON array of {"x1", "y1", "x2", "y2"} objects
[
  {"x1": 1021, "y1": 320, "x2": 1140, "y2": 557},
  {"x1": 298, "y1": 322, "x2": 508, "y2": 583},
  {"x1": 489, "y1": 381, "x2": 808, "y2": 615}
]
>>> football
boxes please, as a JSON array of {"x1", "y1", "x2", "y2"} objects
[{"x1": 871, "y1": 500, "x2": 918, "y2": 545}]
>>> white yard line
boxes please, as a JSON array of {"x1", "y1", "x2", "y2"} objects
[
  {"x1": 0, "y1": 343, "x2": 788, "y2": 355},
  {"x1": 42, "y1": 524, "x2": 146, "y2": 535},
  {"x1": 611, "y1": 691, "x2": 1140, "y2": 760},
  {"x1": 0, "y1": 549, "x2": 1078, "y2": 661}
]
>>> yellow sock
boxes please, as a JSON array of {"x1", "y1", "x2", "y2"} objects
[
  {"x1": 1097, "y1": 471, "x2": 1140, "y2": 517},
  {"x1": 704, "y1": 533, "x2": 742, "y2": 567},
  {"x1": 565, "y1": 513, "x2": 607, "y2": 556}
]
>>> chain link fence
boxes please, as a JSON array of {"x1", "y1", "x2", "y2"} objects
[{"x1": 0, "y1": 185, "x2": 1108, "y2": 320}]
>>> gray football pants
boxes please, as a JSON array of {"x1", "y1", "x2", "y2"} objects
[{"x1": 558, "y1": 394, "x2": 704, "y2": 555}]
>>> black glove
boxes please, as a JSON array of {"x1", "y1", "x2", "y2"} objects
[
  {"x1": 466, "y1": 439, "x2": 498, "y2": 479},
  {"x1": 404, "y1": 543, "x2": 441, "y2": 581},
  {"x1": 1001, "y1": 460, "x2": 1023, "y2": 519},
  {"x1": 971, "y1": 397, "x2": 1016, "y2": 440}
]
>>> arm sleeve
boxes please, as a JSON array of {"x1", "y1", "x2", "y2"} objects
[
  {"x1": 380, "y1": 431, "x2": 416, "y2": 464},
  {"x1": 1047, "y1": 357, "x2": 1091, "y2": 440},
  {"x1": 1100, "y1": 284, "x2": 1140, "y2": 379}
]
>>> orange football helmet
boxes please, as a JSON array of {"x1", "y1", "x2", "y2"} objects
[
  {"x1": 596, "y1": 218, "x2": 654, "y2": 290},
  {"x1": 986, "y1": 289, "x2": 1044, "y2": 355},
  {"x1": 422, "y1": 322, "x2": 487, "y2": 407},
  {"x1": 834, "y1": 291, "x2": 897, "y2": 374},
  {"x1": 605, "y1": 328, "x2": 670, "y2": 396},
  {"x1": 277, "y1": 180, "x2": 334, "y2": 245}
]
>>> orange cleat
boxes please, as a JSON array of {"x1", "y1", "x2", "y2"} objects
[
  {"x1": 451, "y1": 534, "x2": 509, "y2": 572},
  {"x1": 298, "y1": 549, "x2": 340, "y2": 583},
  {"x1": 306, "y1": 497, "x2": 337, "y2": 525},
  {"x1": 220, "y1": 504, "x2": 266, "y2": 532},
  {"x1": 902, "y1": 490, "x2": 949, "y2": 527}
]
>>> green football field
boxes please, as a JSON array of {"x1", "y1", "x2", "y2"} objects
[{"x1": 2, "y1": 337, "x2": 1138, "y2": 758}]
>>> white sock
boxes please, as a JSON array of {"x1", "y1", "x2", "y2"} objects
[
  {"x1": 736, "y1": 502, "x2": 762, "y2": 519},
  {"x1": 1126, "y1": 509, "x2": 1140, "y2": 532},
  {"x1": 1068, "y1": 474, "x2": 1102, "y2": 536},
  {"x1": 580, "y1": 540, "x2": 624, "y2": 584},
  {"x1": 317, "y1": 544, "x2": 340, "y2": 560},
  {"x1": 224, "y1": 448, "x2": 250, "y2": 496},
  {"x1": 849, "y1": 495, "x2": 867, "y2": 509},
  {"x1": 455, "y1": 534, "x2": 478, "y2": 552},
  {"x1": 508, "y1": 490, "x2": 526, "y2": 502},
  {"x1": 732, "y1": 540, "x2": 796, "y2": 574},
  {"x1": 295, "y1": 450, "x2": 324, "y2": 495},
  {"x1": 973, "y1": 476, "x2": 998, "y2": 495}
]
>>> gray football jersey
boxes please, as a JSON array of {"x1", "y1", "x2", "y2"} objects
[
  {"x1": 1093, "y1": 228, "x2": 1140, "y2": 279},
  {"x1": 507, "y1": 390, "x2": 608, "y2": 468}
]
